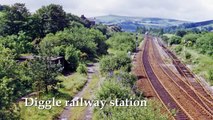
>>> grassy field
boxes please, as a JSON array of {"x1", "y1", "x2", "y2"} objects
[
  {"x1": 19, "y1": 73, "x2": 87, "y2": 120},
  {"x1": 171, "y1": 45, "x2": 213, "y2": 85}
]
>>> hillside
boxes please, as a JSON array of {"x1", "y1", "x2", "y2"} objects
[
  {"x1": 178, "y1": 20, "x2": 213, "y2": 31},
  {"x1": 92, "y1": 15, "x2": 189, "y2": 32}
]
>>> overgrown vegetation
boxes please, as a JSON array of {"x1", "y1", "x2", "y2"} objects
[
  {"x1": 0, "y1": 3, "x2": 109, "y2": 119},
  {"x1": 161, "y1": 30, "x2": 213, "y2": 85},
  {"x1": 95, "y1": 31, "x2": 169, "y2": 119},
  {"x1": 19, "y1": 73, "x2": 87, "y2": 120}
]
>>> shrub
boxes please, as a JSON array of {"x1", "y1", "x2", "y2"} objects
[
  {"x1": 174, "y1": 45, "x2": 182, "y2": 54},
  {"x1": 114, "y1": 72, "x2": 137, "y2": 88},
  {"x1": 77, "y1": 63, "x2": 87, "y2": 74},
  {"x1": 100, "y1": 53, "x2": 131, "y2": 74},
  {"x1": 94, "y1": 77, "x2": 169, "y2": 120},
  {"x1": 161, "y1": 35, "x2": 169, "y2": 43},
  {"x1": 185, "y1": 52, "x2": 191, "y2": 59},
  {"x1": 169, "y1": 36, "x2": 181, "y2": 45},
  {"x1": 106, "y1": 32, "x2": 136, "y2": 52},
  {"x1": 96, "y1": 79, "x2": 131, "y2": 101},
  {"x1": 208, "y1": 70, "x2": 213, "y2": 83},
  {"x1": 65, "y1": 45, "x2": 81, "y2": 70}
]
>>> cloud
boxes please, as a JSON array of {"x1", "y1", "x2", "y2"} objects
[{"x1": 0, "y1": 0, "x2": 213, "y2": 21}]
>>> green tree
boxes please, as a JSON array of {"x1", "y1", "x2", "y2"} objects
[
  {"x1": 65, "y1": 45, "x2": 81, "y2": 70},
  {"x1": 176, "y1": 30, "x2": 187, "y2": 37},
  {"x1": 196, "y1": 32, "x2": 213, "y2": 55},
  {"x1": 182, "y1": 33, "x2": 199, "y2": 46},
  {"x1": 169, "y1": 36, "x2": 181, "y2": 45},
  {"x1": 30, "y1": 42, "x2": 62, "y2": 93},
  {"x1": 34, "y1": 4, "x2": 69, "y2": 37},
  {"x1": 0, "y1": 45, "x2": 20, "y2": 119},
  {"x1": 0, "y1": 3, "x2": 30, "y2": 36},
  {"x1": 106, "y1": 32, "x2": 135, "y2": 52},
  {"x1": 0, "y1": 31, "x2": 33, "y2": 56}
]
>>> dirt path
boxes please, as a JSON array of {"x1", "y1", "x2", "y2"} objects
[{"x1": 58, "y1": 63, "x2": 100, "y2": 120}]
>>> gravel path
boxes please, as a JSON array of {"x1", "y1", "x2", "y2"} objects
[{"x1": 58, "y1": 63, "x2": 99, "y2": 120}]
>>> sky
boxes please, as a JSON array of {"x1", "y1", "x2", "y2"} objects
[{"x1": 0, "y1": 0, "x2": 213, "y2": 22}]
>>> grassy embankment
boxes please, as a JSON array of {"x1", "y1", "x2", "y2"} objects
[
  {"x1": 19, "y1": 73, "x2": 87, "y2": 120},
  {"x1": 171, "y1": 45, "x2": 213, "y2": 85},
  {"x1": 164, "y1": 33, "x2": 213, "y2": 85}
]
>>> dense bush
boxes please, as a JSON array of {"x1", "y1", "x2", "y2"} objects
[
  {"x1": 94, "y1": 74, "x2": 169, "y2": 120},
  {"x1": 114, "y1": 72, "x2": 137, "y2": 88},
  {"x1": 100, "y1": 53, "x2": 131, "y2": 74},
  {"x1": 185, "y1": 52, "x2": 192, "y2": 59},
  {"x1": 40, "y1": 27, "x2": 107, "y2": 57},
  {"x1": 65, "y1": 45, "x2": 81, "y2": 70},
  {"x1": 174, "y1": 45, "x2": 182, "y2": 54},
  {"x1": 196, "y1": 32, "x2": 213, "y2": 56},
  {"x1": 93, "y1": 100, "x2": 169, "y2": 120},
  {"x1": 161, "y1": 35, "x2": 169, "y2": 43},
  {"x1": 208, "y1": 70, "x2": 213, "y2": 83},
  {"x1": 106, "y1": 32, "x2": 136, "y2": 52},
  {"x1": 0, "y1": 31, "x2": 33, "y2": 56},
  {"x1": 169, "y1": 36, "x2": 181, "y2": 45},
  {"x1": 96, "y1": 80, "x2": 131, "y2": 100},
  {"x1": 182, "y1": 33, "x2": 199, "y2": 46},
  {"x1": 77, "y1": 63, "x2": 87, "y2": 74}
]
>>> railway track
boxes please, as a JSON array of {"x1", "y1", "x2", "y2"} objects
[
  {"x1": 142, "y1": 35, "x2": 213, "y2": 119},
  {"x1": 142, "y1": 36, "x2": 188, "y2": 120},
  {"x1": 133, "y1": 40, "x2": 157, "y2": 98},
  {"x1": 151, "y1": 38, "x2": 213, "y2": 114},
  {"x1": 155, "y1": 38, "x2": 213, "y2": 110}
]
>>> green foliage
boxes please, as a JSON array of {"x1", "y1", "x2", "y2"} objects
[
  {"x1": 0, "y1": 31, "x2": 33, "y2": 56},
  {"x1": 182, "y1": 33, "x2": 199, "y2": 46},
  {"x1": 77, "y1": 64, "x2": 87, "y2": 74},
  {"x1": 0, "y1": 3, "x2": 30, "y2": 36},
  {"x1": 66, "y1": 13, "x2": 89, "y2": 27},
  {"x1": 185, "y1": 52, "x2": 192, "y2": 59},
  {"x1": 169, "y1": 36, "x2": 181, "y2": 45},
  {"x1": 161, "y1": 35, "x2": 169, "y2": 43},
  {"x1": 176, "y1": 30, "x2": 187, "y2": 37},
  {"x1": 41, "y1": 27, "x2": 107, "y2": 58},
  {"x1": 96, "y1": 79, "x2": 131, "y2": 101},
  {"x1": 0, "y1": 45, "x2": 22, "y2": 119},
  {"x1": 100, "y1": 53, "x2": 131, "y2": 74},
  {"x1": 65, "y1": 45, "x2": 81, "y2": 70},
  {"x1": 196, "y1": 32, "x2": 213, "y2": 56},
  {"x1": 114, "y1": 72, "x2": 137, "y2": 88},
  {"x1": 0, "y1": 45, "x2": 16, "y2": 78},
  {"x1": 93, "y1": 24, "x2": 108, "y2": 35},
  {"x1": 106, "y1": 32, "x2": 135, "y2": 52},
  {"x1": 93, "y1": 100, "x2": 168, "y2": 120},
  {"x1": 208, "y1": 70, "x2": 213, "y2": 83},
  {"x1": 30, "y1": 42, "x2": 63, "y2": 93},
  {"x1": 174, "y1": 45, "x2": 182, "y2": 54},
  {"x1": 94, "y1": 74, "x2": 168, "y2": 120},
  {"x1": 33, "y1": 4, "x2": 69, "y2": 36}
]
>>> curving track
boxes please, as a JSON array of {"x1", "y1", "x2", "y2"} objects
[
  {"x1": 141, "y1": 35, "x2": 213, "y2": 120},
  {"x1": 142, "y1": 36, "x2": 188, "y2": 120},
  {"x1": 154, "y1": 38, "x2": 213, "y2": 114}
]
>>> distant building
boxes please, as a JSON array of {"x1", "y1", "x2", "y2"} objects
[
  {"x1": 81, "y1": 15, "x2": 95, "y2": 27},
  {"x1": 17, "y1": 55, "x2": 69, "y2": 70}
]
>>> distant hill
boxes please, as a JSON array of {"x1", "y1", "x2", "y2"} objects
[
  {"x1": 92, "y1": 15, "x2": 189, "y2": 32},
  {"x1": 178, "y1": 20, "x2": 213, "y2": 30},
  {"x1": 164, "y1": 20, "x2": 213, "y2": 33}
]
